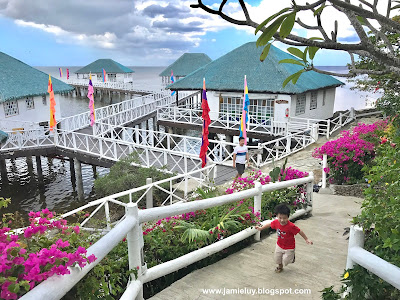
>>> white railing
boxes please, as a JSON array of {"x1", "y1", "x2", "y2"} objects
[
  {"x1": 345, "y1": 226, "x2": 400, "y2": 292},
  {"x1": 20, "y1": 173, "x2": 314, "y2": 300},
  {"x1": 158, "y1": 107, "x2": 290, "y2": 136},
  {"x1": 0, "y1": 119, "x2": 44, "y2": 132},
  {"x1": 327, "y1": 110, "x2": 355, "y2": 136},
  {"x1": 58, "y1": 91, "x2": 199, "y2": 134},
  {"x1": 55, "y1": 129, "x2": 204, "y2": 174},
  {"x1": 92, "y1": 122, "x2": 316, "y2": 168},
  {"x1": 66, "y1": 80, "x2": 152, "y2": 93},
  {"x1": 287, "y1": 116, "x2": 329, "y2": 137},
  {"x1": 58, "y1": 91, "x2": 169, "y2": 132},
  {"x1": 0, "y1": 128, "x2": 54, "y2": 151}
]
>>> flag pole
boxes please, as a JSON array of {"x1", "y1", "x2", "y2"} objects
[{"x1": 245, "y1": 75, "x2": 249, "y2": 136}]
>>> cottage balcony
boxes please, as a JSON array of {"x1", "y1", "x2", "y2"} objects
[{"x1": 156, "y1": 106, "x2": 321, "y2": 138}]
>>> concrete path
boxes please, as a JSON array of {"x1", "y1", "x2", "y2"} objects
[{"x1": 149, "y1": 193, "x2": 362, "y2": 300}]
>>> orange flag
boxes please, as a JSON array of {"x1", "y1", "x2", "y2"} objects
[{"x1": 48, "y1": 75, "x2": 56, "y2": 131}]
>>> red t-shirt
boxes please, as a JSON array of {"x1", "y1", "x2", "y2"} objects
[{"x1": 270, "y1": 219, "x2": 301, "y2": 249}]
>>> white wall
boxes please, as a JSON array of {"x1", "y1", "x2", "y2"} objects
[
  {"x1": 0, "y1": 94, "x2": 62, "y2": 130},
  {"x1": 274, "y1": 94, "x2": 291, "y2": 123},
  {"x1": 290, "y1": 88, "x2": 336, "y2": 120}
]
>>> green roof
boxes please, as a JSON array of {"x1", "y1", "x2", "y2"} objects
[
  {"x1": 168, "y1": 43, "x2": 344, "y2": 94},
  {"x1": 75, "y1": 59, "x2": 134, "y2": 74},
  {"x1": 159, "y1": 53, "x2": 212, "y2": 77},
  {"x1": 0, "y1": 52, "x2": 74, "y2": 103}
]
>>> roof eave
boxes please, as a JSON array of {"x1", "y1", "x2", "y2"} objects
[{"x1": 169, "y1": 83, "x2": 344, "y2": 94}]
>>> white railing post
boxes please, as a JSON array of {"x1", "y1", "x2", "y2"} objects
[
  {"x1": 104, "y1": 201, "x2": 111, "y2": 231},
  {"x1": 322, "y1": 154, "x2": 327, "y2": 189},
  {"x1": 145, "y1": 148, "x2": 150, "y2": 167},
  {"x1": 126, "y1": 203, "x2": 144, "y2": 300},
  {"x1": 53, "y1": 128, "x2": 59, "y2": 146},
  {"x1": 72, "y1": 133, "x2": 77, "y2": 150},
  {"x1": 254, "y1": 181, "x2": 262, "y2": 242},
  {"x1": 146, "y1": 178, "x2": 153, "y2": 209},
  {"x1": 327, "y1": 119, "x2": 331, "y2": 138},
  {"x1": 350, "y1": 107, "x2": 355, "y2": 120},
  {"x1": 285, "y1": 136, "x2": 291, "y2": 153},
  {"x1": 339, "y1": 113, "x2": 343, "y2": 127},
  {"x1": 346, "y1": 225, "x2": 365, "y2": 270},
  {"x1": 306, "y1": 171, "x2": 314, "y2": 206},
  {"x1": 213, "y1": 164, "x2": 218, "y2": 180}
]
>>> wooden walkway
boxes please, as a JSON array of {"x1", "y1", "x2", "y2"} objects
[{"x1": 149, "y1": 193, "x2": 362, "y2": 300}]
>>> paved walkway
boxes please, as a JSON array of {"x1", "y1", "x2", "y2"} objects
[{"x1": 149, "y1": 193, "x2": 362, "y2": 300}]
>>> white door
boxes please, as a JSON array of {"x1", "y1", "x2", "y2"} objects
[{"x1": 274, "y1": 100, "x2": 290, "y2": 123}]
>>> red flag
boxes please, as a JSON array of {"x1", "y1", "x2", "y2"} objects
[
  {"x1": 67, "y1": 68, "x2": 69, "y2": 80},
  {"x1": 48, "y1": 75, "x2": 56, "y2": 131},
  {"x1": 199, "y1": 78, "x2": 211, "y2": 168}
]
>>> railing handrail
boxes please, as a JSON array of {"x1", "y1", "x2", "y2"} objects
[
  {"x1": 139, "y1": 174, "x2": 313, "y2": 223},
  {"x1": 20, "y1": 174, "x2": 314, "y2": 299},
  {"x1": 346, "y1": 225, "x2": 400, "y2": 291}
]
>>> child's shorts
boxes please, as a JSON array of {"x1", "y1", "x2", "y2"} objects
[{"x1": 274, "y1": 244, "x2": 295, "y2": 266}]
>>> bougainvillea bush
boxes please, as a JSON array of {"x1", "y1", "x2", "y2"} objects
[
  {"x1": 0, "y1": 203, "x2": 96, "y2": 300},
  {"x1": 226, "y1": 168, "x2": 309, "y2": 220},
  {"x1": 312, "y1": 120, "x2": 387, "y2": 184},
  {"x1": 322, "y1": 117, "x2": 400, "y2": 300}
]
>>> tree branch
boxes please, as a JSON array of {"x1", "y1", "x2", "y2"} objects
[
  {"x1": 363, "y1": 18, "x2": 395, "y2": 54},
  {"x1": 328, "y1": 0, "x2": 400, "y2": 32},
  {"x1": 190, "y1": 0, "x2": 248, "y2": 26},
  {"x1": 296, "y1": 18, "x2": 331, "y2": 41}
]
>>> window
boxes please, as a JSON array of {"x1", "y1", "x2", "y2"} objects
[
  {"x1": 322, "y1": 90, "x2": 326, "y2": 106},
  {"x1": 220, "y1": 97, "x2": 274, "y2": 123},
  {"x1": 4, "y1": 100, "x2": 19, "y2": 117},
  {"x1": 108, "y1": 74, "x2": 117, "y2": 82},
  {"x1": 295, "y1": 94, "x2": 306, "y2": 115},
  {"x1": 310, "y1": 91, "x2": 317, "y2": 110},
  {"x1": 25, "y1": 98, "x2": 35, "y2": 110},
  {"x1": 42, "y1": 95, "x2": 47, "y2": 106}
]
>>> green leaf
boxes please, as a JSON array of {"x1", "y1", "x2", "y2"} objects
[
  {"x1": 255, "y1": 7, "x2": 290, "y2": 34},
  {"x1": 279, "y1": 59, "x2": 305, "y2": 66},
  {"x1": 260, "y1": 43, "x2": 272, "y2": 62},
  {"x1": 287, "y1": 47, "x2": 304, "y2": 60},
  {"x1": 279, "y1": 13, "x2": 296, "y2": 38},
  {"x1": 257, "y1": 14, "x2": 289, "y2": 47},
  {"x1": 308, "y1": 46, "x2": 319, "y2": 60},
  {"x1": 20, "y1": 281, "x2": 30, "y2": 292},
  {"x1": 309, "y1": 37, "x2": 324, "y2": 41},
  {"x1": 8, "y1": 283, "x2": 20, "y2": 294},
  {"x1": 303, "y1": 47, "x2": 308, "y2": 63},
  {"x1": 356, "y1": 16, "x2": 366, "y2": 25},
  {"x1": 7, "y1": 277, "x2": 17, "y2": 282},
  {"x1": 313, "y1": 4, "x2": 326, "y2": 16},
  {"x1": 282, "y1": 70, "x2": 305, "y2": 88}
]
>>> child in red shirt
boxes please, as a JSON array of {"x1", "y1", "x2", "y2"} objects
[{"x1": 256, "y1": 204, "x2": 313, "y2": 273}]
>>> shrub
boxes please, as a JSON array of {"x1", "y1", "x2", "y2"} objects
[
  {"x1": 313, "y1": 120, "x2": 387, "y2": 184},
  {"x1": 322, "y1": 117, "x2": 400, "y2": 299},
  {"x1": 0, "y1": 205, "x2": 96, "y2": 300}
]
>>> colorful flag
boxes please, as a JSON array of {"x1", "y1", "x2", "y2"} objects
[
  {"x1": 170, "y1": 70, "x2": 176, "y2": 96},
  {"x1": 199, "y1": 78, "x2": 211, "y2": 168},
  {"x1": 88, "y1": 74, "x2": 95, "y2": 126},
  {"x1": 66, "y1": 68, "x2": 69, "y2": 80},
  {"x1": 102, "y1": 68, "x2": 106, "y2": 82},
  {"x1": 48, "y1": 75, "x2": 56, "y2": 131},
  {"x1": 239, "y1": 75, "x2": 250, "y2": 145},
  {"x1": 59, "y1": 68, "x2": 63, "y2": 78}
]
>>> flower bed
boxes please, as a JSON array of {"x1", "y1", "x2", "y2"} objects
[
  {"x1": 313, "y1": 120, "x2": 387, "y2": 185},
  {"x1": 0, "y1": 204, "x2": 96, "y2": 300},
  {"x1": 1, "y1": 166, "x2": 311, "y2": 299}
]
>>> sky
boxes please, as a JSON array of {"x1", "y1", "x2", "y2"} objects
[{"x1": 0, "y1": 0, "x2": 365, "y2": 67}]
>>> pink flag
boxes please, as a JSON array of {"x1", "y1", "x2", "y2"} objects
[{"x1": 88, "y1": 75, "x2": 95, "y2": 126}]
